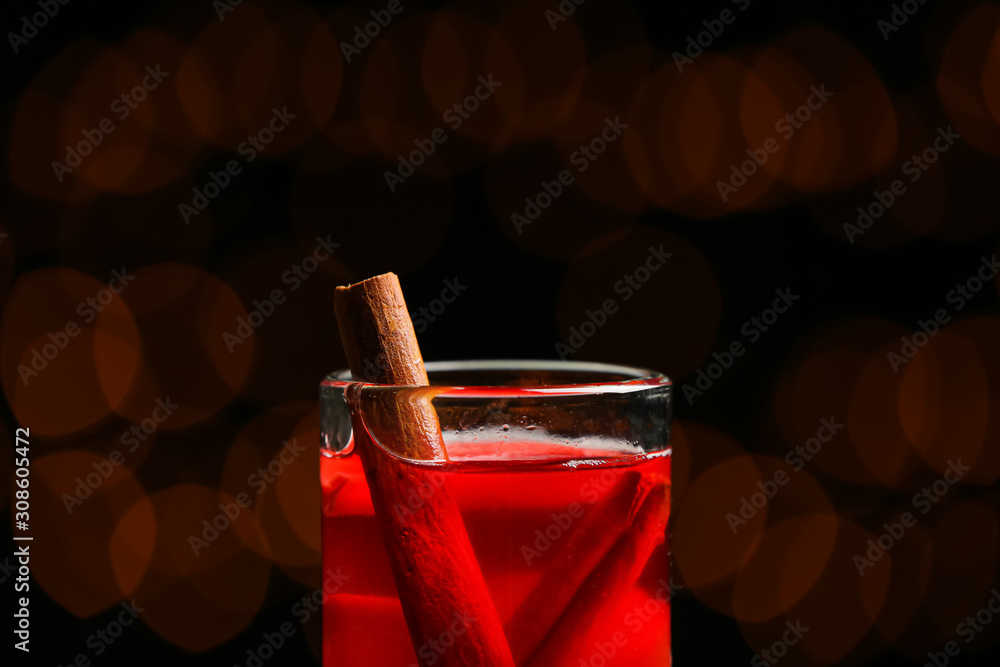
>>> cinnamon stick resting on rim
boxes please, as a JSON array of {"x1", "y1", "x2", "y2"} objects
[{"x1": 334, "y1": 273, "x2": 514, "y2": 667}]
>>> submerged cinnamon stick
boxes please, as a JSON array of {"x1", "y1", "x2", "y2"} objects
[
  {"x1": 334, "y1": 273, "x2": 514, "y2": 667},
  {"x1": 506, "y1": 471, "x2": 650, "y2": 662},
  {"x1": 525, "y1": 480, "x2": 670, "y2": 667}
]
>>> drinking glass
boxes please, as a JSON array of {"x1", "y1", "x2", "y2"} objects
[{"x1": 320, "y1": 360, "x2": 672, "y2": 666}]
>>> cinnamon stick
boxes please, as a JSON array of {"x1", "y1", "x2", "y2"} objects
[
  {"x1": 506, "y1": 471, "x2": 649, "y2": 662},
  {"x1": 525, "y1": 481, "x2": 670, "y2": 667},
  {"x1": 334, "y1": 273, "x2": 514, "y2": 667}
]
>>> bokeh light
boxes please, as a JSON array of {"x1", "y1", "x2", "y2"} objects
[
  {"x1": 220, "y1": 400, "x2": 320, "y2": 582},
  {"x1": 113, "y1": 263, "x2": 255, "y2": 428},
  {"x1": 0, "y1": 268, "x2": 140, "y2": 437},
  {"x1": 555, "y1": 226, "x2": 721, "y2": 378},
  {"x1": 26, "y1": 450, "x2": 152, "y2": 617},
  {"x1": 134, "y1": 484, "x2": 271, "y2": 652},
  {"x1": 938, "y1": 3, "x2": 1000, "y2": 156}
]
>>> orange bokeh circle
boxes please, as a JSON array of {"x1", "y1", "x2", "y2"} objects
[
  {"x1": 25, "y1": 450, "x2": 153, "y2": 618},
  {"x1": 135, "y1": 483, "x2": 271, "y2": 652},
  {"x1": 113, "y1": 263, "x2": 255, "y2": 429},
  {"x1": 0, "y1": 268, "x2": 141, "y2": 438}
]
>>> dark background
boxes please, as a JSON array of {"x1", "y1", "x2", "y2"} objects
[{"x1": 2, "y1": 0, "x2": 1000, "y2": 665}]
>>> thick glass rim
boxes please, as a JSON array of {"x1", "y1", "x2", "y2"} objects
[{"x1": 321, "y1": 359, "x2": 670, "y2": 398}]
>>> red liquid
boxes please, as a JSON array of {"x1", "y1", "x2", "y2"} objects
[{"x1": 321, "y1": 444, "x2": 671, "y2": 667}]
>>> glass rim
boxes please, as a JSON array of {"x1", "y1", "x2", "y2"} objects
[{"x1": 321, "y1": 359, "x2": 670, "y2": 398}]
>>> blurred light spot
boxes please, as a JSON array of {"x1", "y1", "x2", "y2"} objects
[
  {"x1": 220, "y1": 241, "x2": 349, "y2": 406},
  {"x1": 670, "y1": 420, "x2": 747, "y2": 510},
  {"x1": 764, "y1": 27, "x2": 897, "y2": 191},
  {"x1": 773, "y1": 319, "x2": 909, "y2": 486},
  {"x1": 278, "y1": 407, "x2": 322, "y2": 552},
  {"x1": 0, "y1": 221, "x2": 14, "y2": 306},
  {"x1": 733, "y1": 513, "x2": 839, "y2": 622},
  {"x1": 56, "y1": 182, "x2": 216, "y2": 278},
  {"x1": 898, "y1": 330, "x2": 989, "y2": 480},
  {"x1": 60, "y1": 45, "x2": 152, "y2": 192},
  {"x1": 747, "y1": 44, "x2": 843, "y2": 193},
  {"x1": 109, "y1": 496, "x2": 157, "y2": 599},
  {"x1": 421, "y1": 10, "x2": 523, "y2": 150},
  {"x1": 1, "y1": 268, "x2": 140, "y2": 437},
  {"x1": 937, "y1": 318, "x2": 1000, "y2": 484},
  {"x1": 176, "y1": 3, "x2": 299, "y2": 148},
  {"x1": 8, "y1": 38, "x2": 105, "y2": 202},
  {"x1": 551, "y1": 96, "x2": 646, "y2": 212},
  {"x1": 623, "y1": 65, "x2": 681, "y2": 208},
  {"x1": 665, "y1": 53, "x2": 781, "y2": 216},
  {"x1": 490, "y1": 0, "x2": 587, "y2": 140},
  {"x1": 556, "y1": 227, "x2": 721, "y2": 379},
  {"x1": 847, "y1": 334, "x2": 923, "y2": 487},
  {"x1": 483, "y1": 141, "x2": 636, "y2": 261},
  {"x1": 113, "y1": 264, "x2": 254, "y2": 428},
  {"x1": 299, "y1": 13, "x2": 343, "y2": 133},
  {"x1": 871, "y1": 516, "x2": 934, "y2": 654},
  {"x1": 136, "y1": 484, "x2": 270, "y2": 651},
  {"x1": 673, "y1": 455, "x2": 765, "y2": 594},
  {"x1": 220, "y1": 401, "x2": 319, "y2": 574},
  {"x1": 740, "y1": 519, "x2": 891, "y2": 665},
  {"x1": 938, "y1": 4, "x2": 1000, "y2": 156},
  {"x1": 360, "y1": 13, "x2": 452, "y2": 177},
  {"x1": 924, "y1": 502, "x2": 999, "y2": 638},
  {"x1": 28, "y1": 451, "x2": 149, "y2": 617}
]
